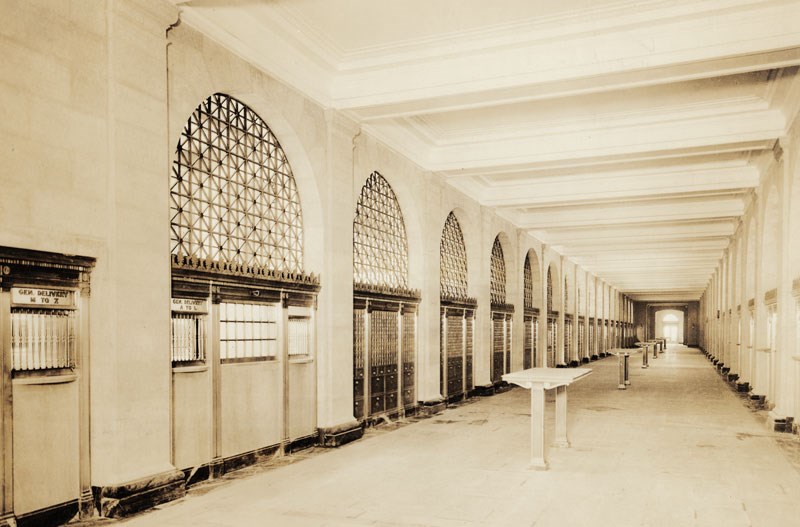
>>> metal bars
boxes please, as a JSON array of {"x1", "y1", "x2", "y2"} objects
[
  {"x1": 10, "y1": 309, "x2": 76, "y2": 371},
  {"x1": 353, "y1": 309, "x2": 366, "y2": 420},
  {"x1": 170, "y1": 93, "x2": 304, "y2": 274},
  {"x1": 440, "y1": 308, "x2": 475, "y2": 401},
  {"x1": 524, "y1": 255, "x2": 534, "y2": 310},
  {"x1": 219, "y1": 302, "x2": 278, "y2": 361},
  {"x1": 401, "y1": 311, "x2": 416, "y2": 407},
  {"x1": 440, "y1": 212, "x2": 469, "y2": 299},
  {"x1": 524, "y1": 315, "x2": 533, "y2": 369},
  {"x1": 353, "y1": 172, "x2": 409, "y2": 288},
  {"x1": 445, "y1": 312, "x2": 464, "y2": 398},
  {"x1": 288, "y1": 316, "x2": 311, "y2": 357},
  {"x1": 171, "y1": 313, "x2": 206, "y2": 363},
  {"x1": 564, "y1": 316, "x2": 573, "y2": 365},
  {"x1": 547, "y1": 316, "x2": 558, "y2": 367},
  {"x1": 368, "y1": 310, "x2": 399, "y2": 415},
  {"x1": 490, "y1": 236, "x2": 506, "y2": 305}
]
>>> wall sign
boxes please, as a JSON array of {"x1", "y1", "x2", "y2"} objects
[
  {"x1": 11, "y1": 287, "x2": 75, "y2": 308},
  {"x1": 171, "y1": 298, "x2": 208, "y2": 314}
]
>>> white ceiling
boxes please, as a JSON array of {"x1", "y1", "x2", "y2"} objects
[{"x1": 173, "y1": 0, "x2": 800, "y2": 301}]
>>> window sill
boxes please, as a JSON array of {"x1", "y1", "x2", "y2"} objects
[
  {"x1": 12, "y1": 372, "x2": 77, "y2": 385},
  {"x1": 221, "y1": 357, "x2": 278, "y2": 365},
  {"x1": 172, "y1": 364, "x2": 209, "y2": 374}
]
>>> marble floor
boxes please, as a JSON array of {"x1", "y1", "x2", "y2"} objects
[{"x1": 88, "y1": 346, "x2": 800, "y2": 526}]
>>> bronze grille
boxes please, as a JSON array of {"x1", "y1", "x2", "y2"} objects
[
  {"x1": 354, "y1": 172, "x2": 408, "y2": 288},
  {"x1": 440, "y1": 212, "x2": 469, "y2": 299},
  {"x1": 171, "y1": 93, "x2": 303, "y2": 274},
  {"x1": 490, "y1": 236, "x2": 506, "y2": 305}
]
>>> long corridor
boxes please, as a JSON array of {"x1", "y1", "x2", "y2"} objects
[{"x1": 105, "y1": 346, "x2": 800, "y2": 527}]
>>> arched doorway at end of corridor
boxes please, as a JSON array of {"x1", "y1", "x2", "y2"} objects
[{"x1": 656, "y1": 309, "x2": 685, "y2": 344}]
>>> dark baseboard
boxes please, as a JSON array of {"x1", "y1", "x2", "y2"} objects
[
  {"x1": 472, "y1": 384, "x2": 495, "y2": 397},
  {"x1": 569, "y1": 360, "x2": 580, "y2": 368},
  {"x1": 419, "y1": 398, "x2": 447, "y2": 416},
  {"x1": 736, "y1": 381, "x2": 750, "y2": 393},
  {"x1": 318, "y1": 420, "x2": 364, "y2": 447},
  {"x1": 581, "y1": 357, "x2": 590, "y2": 364},
  {"x1": 223, "y1": 444, "x2": 281, "y2": 474},
  {"x1": 591, "y1": 354, "x2": 599, "y2": 361},
  {"x1": 493, "y1": 381, "x2": 513, "y2": 393},
  {"x1": 93, "y1": 469, "x2": 185, "y2": 518},
  {"x1": 286, "y1": 433, "x2": 318, "y2": 453},
  {"x1": 15, "y1": 499, "x2": 78, "y2": 527}
]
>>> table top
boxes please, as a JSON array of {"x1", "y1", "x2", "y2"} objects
[
  {"x1": 503, "y1": 367, "x2": 593, "y2": 389},
  {"x1": 606, "y1": 347, "x2": 640, "y2": 356}
]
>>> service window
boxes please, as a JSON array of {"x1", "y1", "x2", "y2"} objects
[
  {"x1": 171, "y1": 298, "x2": 208, "y2": 364},
  {"x1": 219, "y1": 302, "x2": 278, "y2": 361},
  {"x1": 288, "y1": 314, "x2": 312, "y2": 358},
  {"x1": 10, "y1": 287, "x2": 78, "y2": 372}
]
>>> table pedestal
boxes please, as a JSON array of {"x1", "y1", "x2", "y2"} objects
[
  {"x1": 503, "y1": 368, "x2": 592, "y2": 471},
  {"x1": 554, "y1": 385, "x2": 569, "y2": 448},
  {"x1": 530, "y1": 386, "x2": 547, "y2": 469}
]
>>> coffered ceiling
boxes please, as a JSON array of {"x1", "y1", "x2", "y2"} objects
[{"x1": 172, "y1": 0, "x2": 800, "y2": 301}]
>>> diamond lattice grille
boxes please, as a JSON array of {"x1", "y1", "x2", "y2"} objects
[
  {"x1": 490, "y1": 237, "x2": 506, "y2": 305},
  {"x1": 353, "y1": 172, "x2": 408, "y2": 288},
  {"x1": 170, "y1": 93, "x2": 304, "y2": 274},
  {"x1": 440, "y1": 212, "x2": 469, "y2": 299},
  {"x1": 524, "y1": 255, "x2": 533, "y2": 309}
]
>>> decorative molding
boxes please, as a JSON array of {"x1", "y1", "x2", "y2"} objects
[
  {"x1": 748, "y1": 298, "x2": 755, "y2": 310},
  {"x1": 172, "y1": 254, "x2": 320, "y2": 289},
  {"x1": 491, "y1": 302, "x2": 516, "y2": 314},
  {"x1": 441, "y1": 295, "x2": 478, "y2": 308},
  {"x1": 792, "y1": 277, "x2": 800, "y2": 298},
  {"x1": 353, "y1": 282, "x2": 421, "y2": 303}
]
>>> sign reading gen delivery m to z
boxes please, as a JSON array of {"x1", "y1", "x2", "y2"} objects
[{"x1": 11, "y1": 287, "x2": 76, "y2": 308}]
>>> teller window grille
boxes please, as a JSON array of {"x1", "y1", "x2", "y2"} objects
[{"x1": 10, "y1": 288, "x2": 79, "y2": 372}]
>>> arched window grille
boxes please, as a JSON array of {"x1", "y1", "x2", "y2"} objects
[
  {"x1": 490, "y1": 237, "x2": 506, "y2": 305},
  {"x1": 352, "y1": 172, "x2": 417, "y2": 422},
  {"x1": 524, "y1": 255, "x2": 533, "y2": 310},
  {"x1": 170, "y1": 93, "x2": 304, "y2": 275},
  {"x1": 440, "y1": 212, "x2": 469, "y2": 299},
  {"x1": 353, "y1": 172, "x2": 408, "y2": 289},
  {"x1": 439, "y1": 211, "x2": 476, "y2": 402},
  {"x1": 523, "y1": 254, "x2": 538, "y2": 370}
]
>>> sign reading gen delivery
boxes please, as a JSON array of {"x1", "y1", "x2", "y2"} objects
[{"x1": 11, "y1": 287, "x2": 76, "y2": 308}]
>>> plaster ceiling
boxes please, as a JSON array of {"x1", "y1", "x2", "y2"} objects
[{"x1": 173, "y1": 0, "x2": 800, "y2": 301}]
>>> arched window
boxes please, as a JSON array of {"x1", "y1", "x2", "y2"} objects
[
  {"x1": 490, "y1": 235, "x2": 512, "y2": 383},
  {"x1": 490, "y1": 236, "x2": 506, "y2": 305},
  {"x1": 523, "y1": 253, "x2": 539, "y2": 369},
  {"x1": 353, "y1": 172, "x2": 408, "y2": 289},
  {"x1": 663, "y1": 313, "x2": 679, "y2": 322},
  {"x1": 524, "y1": 255, "x2": 534, "y2": 310},
  {"x1": 440, "y1": 212, "x2": 469, "y2": 300},
  {"x1": 352, "y1": 172, "x2": 417, "y2": 421},
  {"x1": 169, "y1": 94, "x2": 320, "y2": 463},
  {"x1": 171, "y1": 93, "x2": 304, "y2": 275},
  {"x1": 439, "y1": 212, "x2": 476, "y2": 401}
]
